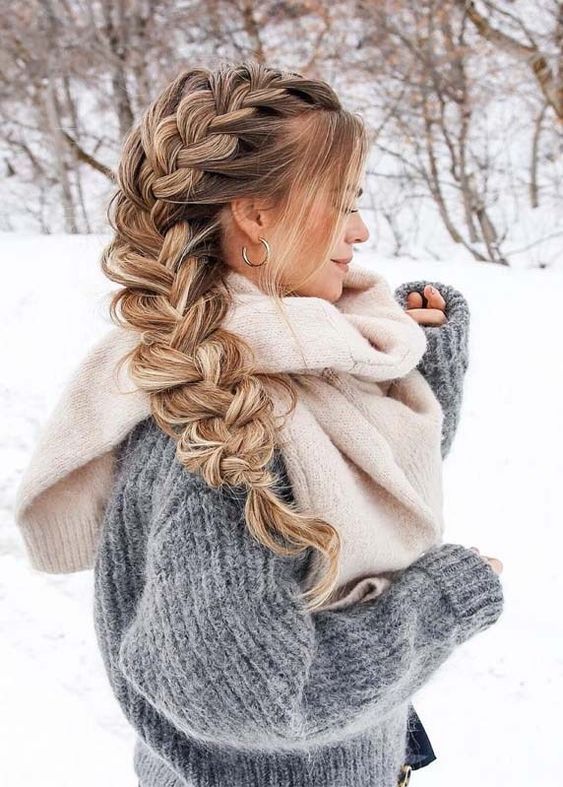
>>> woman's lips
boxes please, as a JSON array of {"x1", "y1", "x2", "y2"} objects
[{"x1": 331, "y1": 258, "x2": 351, "y2": 270}]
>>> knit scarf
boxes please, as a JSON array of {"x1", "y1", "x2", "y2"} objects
[{"x1": 14, "y1": 261, "x2": 445, "y2": 611}]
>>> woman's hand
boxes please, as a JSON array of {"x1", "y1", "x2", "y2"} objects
[
  {"x1": 469, "y1": 546, "x2": 504, "y2": 575},
  {"x1": 404, "y1": 285, "x2": 448, "y2": 326}
]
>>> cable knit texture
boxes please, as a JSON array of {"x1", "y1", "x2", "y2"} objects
[{"x1": 93, "y1": 415, "x2": 503, "y2": 787}]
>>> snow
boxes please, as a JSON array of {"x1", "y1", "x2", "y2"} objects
[{"x1": 1, "y1": 231, "x2": 562, "y2": 785}]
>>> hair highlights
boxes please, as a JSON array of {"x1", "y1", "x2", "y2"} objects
[{"x1": 100, "y1": 59, "x2": 370, "y2": 610}]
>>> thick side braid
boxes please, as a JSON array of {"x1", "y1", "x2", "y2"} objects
[{"x1": 100, "y1": 60, "x2": 370, "y2": 610}]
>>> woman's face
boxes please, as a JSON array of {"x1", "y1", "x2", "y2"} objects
[
  {"x1": 287, "y1": 185, "x2": 370, "y2": 303},
  {"x1": 223, "y1": 184, "x2": 370, "y2": 303}
]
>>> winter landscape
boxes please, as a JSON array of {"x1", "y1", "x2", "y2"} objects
[{"x1": 2, "y1": 1, "x2": 562, "y2": 785}]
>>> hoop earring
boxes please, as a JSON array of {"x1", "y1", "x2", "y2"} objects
[{"x1": 241, "y1": 236, "x2": 271, "y2": 267}]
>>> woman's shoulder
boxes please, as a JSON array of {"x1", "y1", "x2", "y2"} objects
[
  {"x1": 106, "y1": 415, "x2": 299, "y2": 561},
  {"x1": 115, "y1": 414, "x2": 293, "y2": 502},
  {"x1": 97, "y1": 415, "x2": 313, "y2": 596}
]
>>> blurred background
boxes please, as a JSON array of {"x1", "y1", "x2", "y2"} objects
[
  {"x1": 1, "y1": 2, "x2": 562, "y2": 786},
  {"x1": 2, "y1": 0, "x2": 562, "y2": 265}
]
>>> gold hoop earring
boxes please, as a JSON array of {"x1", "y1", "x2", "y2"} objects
[{"x1": 241, "y1": 236, "x2": 271, "y2": 267}]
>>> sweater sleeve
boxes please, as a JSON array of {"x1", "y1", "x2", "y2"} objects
[
  {"x1": 114, "y1": 446, "x2": 503, "y2": 755},
  {"x1": 393, "y1": 280, "x2": 470, "y2": 459}
]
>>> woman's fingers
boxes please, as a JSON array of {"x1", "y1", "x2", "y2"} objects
[
  {"x1": 469, "y1": 547, "x2": 503, "y2": 575},
  {"x1": 405, "y1": 307, "x2": 447, "y2": 326},
  {"x1": 404, "y1": 287, "x2": 447, "y2": 326},
  {"x1": 423, "y1": 285, "x2": 446, "y2": 311},
  {"x1": 403, "y1": 286, "x2": 448, "y2": 326},
  {"x1": 480, "y1": 555, "x2": 503, "y2": 575},
  {"x1": 406, "y1": 292, "x2": 424, "y2": 309}
]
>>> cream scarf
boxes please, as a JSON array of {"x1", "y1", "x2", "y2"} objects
[{"x1": 14, "y1": 262, "x2": 445, "y2": 610}]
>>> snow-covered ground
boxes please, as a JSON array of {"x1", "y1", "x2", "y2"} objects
[{"x1": 1, "y1": 231, "x2": 562, "y2": 786}]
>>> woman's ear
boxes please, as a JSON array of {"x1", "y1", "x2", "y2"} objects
[{"x1": 229, "y1": 196, "x2": 275, "y2": 242}]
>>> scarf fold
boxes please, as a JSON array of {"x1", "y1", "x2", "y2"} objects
[{"x1": 14, "y1": 261, "x2": 445, "y2": 610}]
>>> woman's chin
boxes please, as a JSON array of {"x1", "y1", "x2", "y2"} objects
[
  {"x1": 286, "y1": 266, "x2": 346, "y2": 301},
  {"x1": 323, "y1": 274, "x2": 345, "y2": 303}
]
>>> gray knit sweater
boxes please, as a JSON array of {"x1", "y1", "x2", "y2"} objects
[
  {"x1": 93, "y1": 280, "x2": 503, "y2": 786},
  {"x1": 393, "y1": 279, "x2": 470, "y2": 460}
]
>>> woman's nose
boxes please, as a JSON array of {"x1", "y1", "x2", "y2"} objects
[{"x1": 350, "y1": 215, "x2": 370, "y2": 244}]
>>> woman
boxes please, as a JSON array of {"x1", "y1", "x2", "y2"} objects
[{"x1": 87, "y1": 60, "x2": 504, "y2": 786}]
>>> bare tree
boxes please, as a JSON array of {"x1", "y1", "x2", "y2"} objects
[
  {"x1": 353, "y1": 0, "x2": 509, "y2": 262},
  {"x1": 455, "y1": 0, "x2": 562, "y2": 121},
  {"x1": 0, "y1": 0, "x2": 560, "y2": 268}
]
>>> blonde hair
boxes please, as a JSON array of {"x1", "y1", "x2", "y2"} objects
[{"x1": 101, "y1": 59, "x2": 370, "y2": 611}]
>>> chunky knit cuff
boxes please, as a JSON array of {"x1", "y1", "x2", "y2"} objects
[
  {"x1": 393, "y1": 280, "x2": 470, "y2": 372},
  {"x1": 409, "y1": 542, "x2": 504, "y2": 640},
  {"x1": 394, "y1": 280, "x2": 471, "y2": 458}
]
